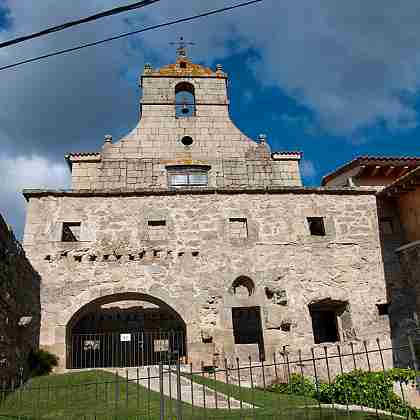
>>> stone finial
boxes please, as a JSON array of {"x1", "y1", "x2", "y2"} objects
[
  {"x1": 104, "y1": 134, "x2": 113, "y2": 144},
  {"x1": 258, "y1": 134, "x2": 268, "y2": 143},
  {"x1": 144, "y1": 63, "x2": 153, "y2": 74},
  {"x1": 216, "y1": 64, "x2": 223, "y2": 72}
]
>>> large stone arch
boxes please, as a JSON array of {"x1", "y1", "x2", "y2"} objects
[
  {"x1": 54, "y1": 286, "x2": 190, "y2": 369},
  {"x1": 60, "y1": 285, "x2": 189, "y2": 328},
  {"x1": 66, "y1": 292, "x2": 187, "y2": 333}
]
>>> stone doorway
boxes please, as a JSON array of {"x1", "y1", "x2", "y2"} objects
[
  {"x1": 66, "y1": 293, "x2": 187, "y2": 369},
  {"x1": 232, "y1": 306, "x2": 265, "y2": 361}
]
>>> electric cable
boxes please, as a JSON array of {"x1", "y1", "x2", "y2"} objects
[
  {"x1": 0, "y1": 0, "x2": 264, "y2": 72},
  {"x1": 0, "y1": 0, "x2": 160, "y2": 49}
]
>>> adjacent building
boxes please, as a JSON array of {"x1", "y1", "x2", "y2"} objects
[{"x1": 323, "y1": 157, "x2": 420, "y2": 364}]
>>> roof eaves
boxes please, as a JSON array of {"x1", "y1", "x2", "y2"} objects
[
  {"x1": 65, "y1": 152, "x2": 101, "y2": 169},
  {"x1": 322, "y1": 156, "x2": 420, "y2": 186},
  {"x1": 378, "y1": 165, "x2": 420, "y2": 197}
]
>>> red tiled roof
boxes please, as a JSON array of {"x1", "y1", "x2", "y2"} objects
[{"x1": 322, "y1": 156, "x2": 420, "y2": 185}]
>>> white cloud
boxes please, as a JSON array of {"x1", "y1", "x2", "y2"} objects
[
  {"x1": 0, "y1": 154, "x2": 70, "y2": 238},
  {"x1": 1, "y1": 0, "x2": 420, "y2": 232},
  {"x1": 1, "y1": 0, "x2": 420, "y2": 151}
]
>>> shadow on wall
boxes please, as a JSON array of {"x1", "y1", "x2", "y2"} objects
[
  {"x1": 377, "y1": 198, "x2": 418, "y2": 366},
  {"x1": 0, "y1": 214, "x2": 41, "y2": 382}
]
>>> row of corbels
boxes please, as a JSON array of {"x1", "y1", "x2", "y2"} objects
[{"x1": 44, "y1": 249, "x2": 201, "y2": 263}]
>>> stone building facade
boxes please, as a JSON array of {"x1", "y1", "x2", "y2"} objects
[
  {"x1": 0, "y1": 214, "x2": 40, "y2": 381},
  {"x1": 23, "y1": 50, "x2": 391, "y2": 370}
]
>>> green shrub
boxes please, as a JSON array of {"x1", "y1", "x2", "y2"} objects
[
  {"x1": 387, "y1": 367, "x2": 419, "y2": 384},
  {"x1": 269, "y1": 368, "x2": 420, "y2": 418},
  {"x1": 28, "y1": 349, "x2": 59, "y2": 377},
  {"x1": 269, "y1": 373, "x2": 316, "y2": 398},
  {"x1": 316, "y1": 369, "x2": 420, "y2": 419}
]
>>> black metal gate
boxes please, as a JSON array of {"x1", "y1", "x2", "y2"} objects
[{"x1": 69, "y1": 330, "x2": 186, "y2": 369}]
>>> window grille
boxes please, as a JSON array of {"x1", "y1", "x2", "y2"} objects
[{"x1": 167, "y1": 166, "x2": 209, "y2": 188}]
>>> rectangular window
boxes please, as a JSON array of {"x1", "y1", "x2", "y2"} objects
[
  {"x1": 307, "y1": 217, "x2": 326, "y2": 236},
  {"x1": 147, "y1": 220, "x2": 167, "y2": 241},
  {"x1": 229, "y1": 218, "x2": 248, "y2": 239},
  {"x1": 62, "y1": 222, "x2": 81, "y2": 242},
  {"x1": 379, "y1": 218, "x2": 393, "y2": 235},
  {"x1": 310, "y1": 309, "x2": 339, "y2": 344},
  {"x1": 167, "y1": 166, "x2": 209, "y2": 188},
  {"x1": 169, "y1": 173, "x2": 208, "y2": 187},
  {"x1": 310, "y1": 300, "x2": 350, "y2": 344}
]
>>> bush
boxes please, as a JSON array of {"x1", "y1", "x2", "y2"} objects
[
  {"x1": 28, "y1": 349, "x2": 59, "y2": 377},
  {"x1": 269, "y1": 368, "x2": 420, "y2": 419},
  {"x1": 323, "y1": 369, "x2": 420, "y2": 418},
  {"x1": 269, "y1": 373, "x2": 316, "y2": 398}
]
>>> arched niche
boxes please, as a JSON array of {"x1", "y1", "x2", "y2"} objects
[{"x1": 231, "y1": 276, "x2": 255, "y2": 297}]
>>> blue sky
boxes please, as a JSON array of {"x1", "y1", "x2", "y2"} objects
[{"x1": 1, "y1": 0, "x2": 420, "y2": 238}]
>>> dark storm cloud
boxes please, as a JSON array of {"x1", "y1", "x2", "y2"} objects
[{"x1": 1, "y1": 0, "x2": 420, "y2": 235}]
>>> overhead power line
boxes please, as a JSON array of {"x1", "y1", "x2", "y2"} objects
[
  {"x1": 0, "y1": 0, "x2": 264, "y2": 72},
  {"x1": 0, "y1": 0, "x2": 160, "y2": 49}
]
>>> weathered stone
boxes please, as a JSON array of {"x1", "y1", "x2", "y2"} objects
[
  {"x1": 21, "y1": 53, "x2": 392, "y2": 372},
  {"x1": 0, "y1": 214, "x2": 40, "y2": 382}
]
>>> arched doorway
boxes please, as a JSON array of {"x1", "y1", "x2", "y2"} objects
[{"x1": 66, "y1": 293, "x2": 187, "y2": 369}]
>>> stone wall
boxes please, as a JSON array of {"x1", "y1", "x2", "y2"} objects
[
  {"x1": 71, "y1": 158, "x2": 302, "y2": 191},
  {"x1": 376, "y1": 197, "x2": 416, "y2": 364},
  {"x1": 23, "y1": 189, "x2": 391, "y2": 370},
  {"x1": 397, "y1": 242, "x2": 420, "y2": 322},
  {"x1": 0, "y1": 214, "x2": 40, "y2": 381},
  {"x1": 68, "y1": 62, "x2": 302, "y2": 191}
]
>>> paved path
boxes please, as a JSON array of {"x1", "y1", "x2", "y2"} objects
[{"x1": 110, "y1": 366, "x2": 252, "y2": 409}]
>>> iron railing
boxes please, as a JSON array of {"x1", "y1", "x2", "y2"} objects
[
  {"x1": 69, "y1": 330, "x2": 186, "y2": 369},
  {"x1": 1, "y1": 337, "x2": 420, "y2": 419}
]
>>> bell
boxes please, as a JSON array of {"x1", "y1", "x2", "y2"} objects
[{"x1": 181, "y1": 104, "x2": 189, "y2": 114}]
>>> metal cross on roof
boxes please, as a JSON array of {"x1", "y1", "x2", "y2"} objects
[{"x1": 170, "y1": 37, "x2": 195, "y2": 58}]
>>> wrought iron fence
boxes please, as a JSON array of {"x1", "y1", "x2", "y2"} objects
[
  {"x1": 69, "y1": 330, "x2": 186, "y2": 369},
  {"x1": 1, "y1": 337, "x2": 420, "y2": 419}
]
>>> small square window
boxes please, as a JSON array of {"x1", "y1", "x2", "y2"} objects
[
  {"x1": 229, "y1": 218, "x2": 248, "y2": 239},
  {"x1": 307, "y1": 217, "x2": 326, "y2": 236},
  {"x1": 377, "y1": 303, "x2": 390, "y2": 316},
  {"x1": 148, "y1": 220, "x2": 167, "y2": 241},
  {"x1": 379, "y1": 219, "x2": 393, "y2": 235},
  {"x1": 62, "y1": 222, "x2": 81, "y2": 242},
  {"x1": 180, "y1": 61, "x2": 187, "y2": 69}
]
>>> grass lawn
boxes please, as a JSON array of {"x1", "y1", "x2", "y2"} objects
[{"x1": 0, "y1": 370, "x2": 394, "y2": 419}]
